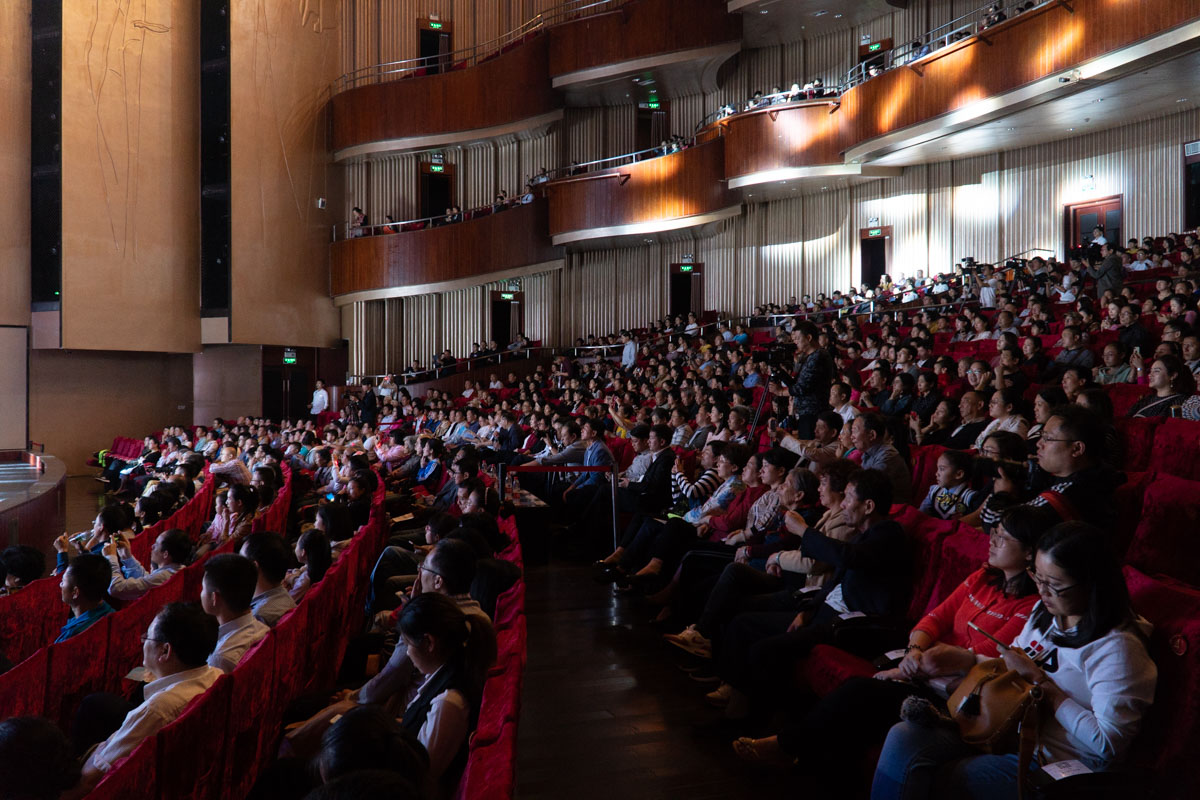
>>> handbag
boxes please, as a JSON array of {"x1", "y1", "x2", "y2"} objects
[{"x1": 949, "y1": 658, "x2": 1045, "y2": 799}]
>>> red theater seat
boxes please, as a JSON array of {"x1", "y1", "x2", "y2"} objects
[{"x1": 1124, "y1": 473, "x2": 1200, "y2": 586}]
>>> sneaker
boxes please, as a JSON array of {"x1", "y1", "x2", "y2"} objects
[
  {"x1": 705, "y1": 682, "x2": 733, "y2": 708},
  {"x1": 663, "y1": 625, "x2": 712, "y2": 659},
  {"x1": 688, "y1": 668, "x2": 721, "y2": 685}
]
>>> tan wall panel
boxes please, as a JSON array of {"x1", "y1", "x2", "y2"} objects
[
  {"x1": 61, "y1": 0, "x2": 200, "y2": 352},
  {"x1": 230, "y1": 0, "x2": 341, "y2": 348},
  {"x1": 192, "y1": 344, "x2": 264, "y2": 425},
  {"x1": 30, "y1": 350, "x2": 194, "y2": 474},
  {"x1": 0, "y1": 0, "x2": 30, "y2": 326}
]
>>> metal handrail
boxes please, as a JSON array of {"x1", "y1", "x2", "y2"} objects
[
  {"x1": 546, "y1": 134, "x2": 705, "y2": 180},
  {"x1": 335, "y1": 0, "x2": 621, "y2": 92},
  {"x1": 339, "y1": 195, "x2": 533, "y2": 240},
  {"x1": 696, "y1": 89, "x2": 842, "y2": 130},
  {"x1": 842, "y1": 1, "x2": 1053, "y2": 90}
]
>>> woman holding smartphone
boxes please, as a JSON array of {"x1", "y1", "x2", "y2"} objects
[
  {"x1": 731, "y1": 505, "x2": 1048, "y2": 773},
  {"x1": 871, "y1": 522, "x2": 1157, "y2": 800}
]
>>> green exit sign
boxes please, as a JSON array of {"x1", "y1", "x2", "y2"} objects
[
  {"x1": 283, "y1": 348, "x2": 297, "y2": 365},
  {"x1": 429, "y1": 21, "x2": 443, "y2": 29},
  {"x1": 868, "y1": 42, "x2": 883, "y2": 52},
  {"x1": 648, "y1": 101, "x2": 660, "y2": 109},
  {"x1": 500, "y1": 292, "x2": 515, "y2": 300},
  {"x1": 867, "y1": 228, "x2": 882, "y2": 237},
  {"x1": 430, "y1": 164, "x2": 444, "y2": 173},
  {"x1": 679, "y1": 264, "x2": 694, "y2": 273}
]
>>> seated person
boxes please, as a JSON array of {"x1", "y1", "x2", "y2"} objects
[
  {"x1": 0, "y1": 716, "x2": 79, "y2": 799},
  {"x1": 285, "y1": 529, "x2": 332, "y2": 604},
  {"x1": 54, "y1": 553, "x2": 115, "y2": 642},
  {"x1": 315, "y1": 706, "x2": 429, "y2": 796},
  {"x1": 732, "y1": 504, "x2": 1049, "y2": 774},
  {"x1": 71, "y1": 603, "x2": 221, "y2": 796},
  {"x1": 196, "y1": 484, "x2": 259, "y2": 557},
  {"x1": 872, "y1": 522, "x2": 1157, "y2": 798},
  {"x1": 0, "y1": 545, "x2": 47, "y2": 595},
  {"x1": 918, "y1": 449, "x2": 983, "y2": 520},
  {"x1": 240, "y1": 532, "x2": 297, "y2": 627},
  {"x1": 105, "y1": 528, "x2": 190, "y2": 604},
  {"x1": 201, "y1": 553, "x2": 269, "y2": 673}
]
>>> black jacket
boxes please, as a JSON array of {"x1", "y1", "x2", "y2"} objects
[
  {"x1": 624, "y1": 449, "x2": 675, "y2": 513},
  {"x1": 800, "y1": 519, "x2": 911, "y2": 619}
]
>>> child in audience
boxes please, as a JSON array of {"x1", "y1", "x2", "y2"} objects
[{"x1": 918, "y1": 450, "x2": 981, "y2": 520}]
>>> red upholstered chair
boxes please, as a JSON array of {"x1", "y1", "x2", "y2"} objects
[
  {"x1": 459, "y1": 721, "x2": 518, "y2": 800},
  {"x1": 270, "y1": 602, "x2": 311, "y2": 706},
  {"x1": 106, "y1": 578, "x2": 184, "y2": 691},
  {"x1": 908, "y1": 445, "x2": 947, "y2": 502},
  {"x1": 923, "y1": 525, "x2": 989, "y2": 610},
  {"x1": 889, "y1": 505, "x2": 958, "y2": 621},
  {"x1": 1124, "y1": 472, "x2": 1200, "y2": 587},
  {"x1": 87, "y1": 735, "x2": 157, "y2": 800},
  {"x1": 1123, "y1": 567, "x2": 1200, "y2": 797},
  {"x1": 1113, "y1": 418, "x2": 1164, "y2": 473},
  {"x1": 1149, "y1": 418, "x2": 1200, "y2": 480},
  {"x1": 156, "y1": 674, "x2": 233, "y2": 800},
  {"x1": 493, "y1": 616, "x2": 527, "y2": 672},
  {"x1": 473, "y1": 667, "x2": 524, "y2": 747},
  {"x1": 796, "y1": 643, "x2": 878, "y2": 698},
  {"x1": 224, "y1": 634, "x2": 277, "y2": 799},
  {"x1": 0, "y1": 577, "x2": 62, "y2": 664},
  {"x1": 0, "y1": 648, "x2": 48, "y2": 720},
  {"x1": 1105, "y1": 383, "x2": 1153, "y2": 417},
  {"x1": 44, "y1": 615, "x2": 113, "y2": 729},
  {"x1": 492, "y1": 581, "x2": 525, "y2": 631},
  {"x1": 1111, "y1": 470, "x2": 1152, "y2": 560}
]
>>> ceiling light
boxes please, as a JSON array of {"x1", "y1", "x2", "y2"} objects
[
  {"x1": 813, "y1": 10, "x2": 829, "y2": 17},
  {"x1": 1092, "y1": 98, "x2": 1104, "y2": 103},
  {"x1": 1068, "y1": 127, "x2": 1075, "y2": 131},
  {"x1": 834, "y1": 14, "x2": 843, "y2": 18},
  {"x1": 1178, "y1": 98, "x2": 1190, "y2": 103}
]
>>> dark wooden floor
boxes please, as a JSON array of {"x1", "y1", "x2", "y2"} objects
[{"x1": 515, "y1": 559, "x2": 800, "y2": 800}]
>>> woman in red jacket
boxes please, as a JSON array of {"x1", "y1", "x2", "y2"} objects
[{"x1": 730, "y1": 504, "x2": 1051, "y2": 776}]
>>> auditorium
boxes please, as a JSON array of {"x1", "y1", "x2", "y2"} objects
[{"x1": 2, "y1": 0, "x2": 1200, "y2": 797}]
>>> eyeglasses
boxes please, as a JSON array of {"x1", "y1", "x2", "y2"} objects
[
  {"x1": 1039, "y1": 437, "x2": 1077, "y2": 444},
  {"x1": 140, "y1": 634, "x2": 163, "y2": 645},
  {"x1": 1026, "y1": 567, "x2": 1076, "y2": 597},
  {"x1": 417, "y1": 563, "x2": 443, "y2": 579}
]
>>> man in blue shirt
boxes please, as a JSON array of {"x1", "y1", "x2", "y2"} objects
[
  {"x1": 562, "y1": 419, "x2": 616, "y2": 515},
  {"x1": 55, "y1": 553, "x2": 115, "y2": 642}
]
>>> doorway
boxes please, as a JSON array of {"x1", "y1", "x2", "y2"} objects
[
  {"x1": 668, "y1": 264, "x2": 704, "y2": 319},
  {"x1": 262, "y1": 365, "x2": 311, "y2": 422},
  {"x1": 417, "y1": 20, "x2": 452, "y2": 74},
  {"x1": 859, "y1": 227, "x2": 892, "y2": 291},
  {"x1": 635, "y1": 103, "x2": 670, "y2": 154},
  {"x1": 1185, "y1": 143, "x2": 1200, "y2": 230},
  {"x1": 489, "y1": 291, "x2": 524, "y2": 349},
  {"x1": 420, "y1": 163, "x2": 455, "y2": 219},
  {"x1": 1064, "y1": 195, "x2": 1122, "y2": 260}
]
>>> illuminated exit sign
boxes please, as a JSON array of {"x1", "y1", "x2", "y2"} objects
[
  {"x1": 430, "y1": 164, "x2": 444, "y2": 173},
  {"x1": 867, "y1": 228, "x2": 882, "y2": 237},
  {"x1": 868, "y1": 42, "x2": 883, "y2": 53},
  {"x1": 500, "y1": 292, "x2": 515, "y2": 300},
  {"x1": 429, "y1": 21, "x2": 443, "y2": 29},
  {"x1": 679, "y1": 265, "x2": 694, "y2": 273},
  {"x1": 283, "y1": 348, "x2": 297, "y2": 365}
]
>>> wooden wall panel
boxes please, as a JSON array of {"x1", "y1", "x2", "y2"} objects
[
  {"x1": 331, "y1": 199, "x2": 562, "y2": 295},
  {"x1": 0, "y1": 0, "x2": 30, "y2": 326},
  {"x1": 545, "y1": 139, "x2": 737, "y2": 235},
  {"x1": 230, "y1": 0, "x2": 341, "y2": 348},
  {"x1": 723, "y1": 102, "x2": 846, "y2": 177},
  {"x1": 331, "y1": 35, "x2": 559, "y2": 152},
  {"x1": 547, "y1": 0, "x2": 741, "y2": 77},
  {"x1": 60, "y1": 0, "x2": 200, "y2": 353}
]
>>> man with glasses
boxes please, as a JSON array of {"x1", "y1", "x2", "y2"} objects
[{"x1": 72, "y1": 603, "x2": 220, "y2": 795}]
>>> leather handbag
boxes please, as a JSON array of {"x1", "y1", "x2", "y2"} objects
[{"x1": 949, "y1": 658, "x2": 1045, "y2": 799}]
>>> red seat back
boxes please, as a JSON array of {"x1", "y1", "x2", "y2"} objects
[
  {"x1": 88, "y1": 736, "x2": 157, "y2": 800},
  {"x1": 1113, "y1": 417, "x2": 1164, "y2": 473},
  {"x1": 224, "y1": 635, "x2": 277, "y2": 799},
  {"x1": 106, "y1": 577, "x2": 185, "y2": 691},
  {"x1": 1149, "y1": 418, "x2": 1200, "y2": 480},
  {"x1": 156, "y1": 674, "x2": 232, "y2": 800},
  {"x1": 0, "y1": 648, "x2": 48, "y2": 719},
  {"x1": 0, "y1": 578, "x2": 63, "y2": 664},
  {"x1": 44, "y1": 614, "x2": 113, "y2": 728},
  {"x1": 890, "y1": 505, "x2": 958, "y2": 621},
  {"x1": 1125, "y1": 472, "x2": 1200, "y2": 586}
]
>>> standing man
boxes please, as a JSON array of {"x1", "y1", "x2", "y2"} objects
[
  {"x1": 309, "y1": 379, "x2": 330, "y2": 423},
  {"x1": 1086, "y1": 243, "x2": 1123, "y2": 301},
  {"x1": 359, "y1": 381, "x2": 378, "y2": 426},
  {"x1": 788, "y1": 320, "x2": 834, "y2": 439},
  {"x1": 621, "y1": 332, "x2": 637, "y2": 371}
]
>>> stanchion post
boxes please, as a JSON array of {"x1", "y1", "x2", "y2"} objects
[
  {"x1": 498, "y1": 463, "x2": 507, "y2": 503},
  {"x1": 610, "y1": 463, "x2": 619, "y2": 551}
]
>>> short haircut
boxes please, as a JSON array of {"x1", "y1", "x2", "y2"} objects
[
  {"x1": 650, "y1": 423, "x2": 673, "y2": 443},
  {"x1": 229, "y1": 483, "x2": 261, "y2": 514},
  {"x1": 240, "y1": 532, "x2": 291, "y2": 584},
  {"x1": 0, "y1": 716, "x2": 80, "y2": 798},
  {"x1": 351, "y1": 469, "x2": 379, "y2": 494},
  {"x1": 938, "y1": 449, "x2": 974, "y2": 477},
  {"x1": 98, "y1": 504, "x2": 126, "y2": 534},
  {"x1": 761, "y1": 446, "x2": 798, "y2": 471},
  {"x1": 158, "y1": 529, "x2": 193, "y2": 565},
  {"x1": 816, "y1": 410, "x2": 844, "y2": 433},
  {"x1": 425, "y1": 512, "x2": 459, "y2": 542},
  {"x1": 562, "y1": 421, "x2": 581, "y2": 440},
  {"x1": 847, "y1": 468, "x2": 894, "y2": 513},
  {"x1": 0, "y1": 545, "x2": 46, "y2": 587},
  {"x1": 318, "y1": 705, "x2": 429, "y2": 786},
  {"x1": 816, "y1": 458, "x2": 857, "y2": 494},
  {"x1": 720, "y1": 442, "x2": 752, "y2": 470},
  {"x1": 203, "y1": 553, "x2": 258, "y2": 613},
  {"x1": 154, "y1": 602, "x2": 219, "y2": 668},
  {"x1": 856, "y1": 411, "x2": 888, "y2": 439},
  {"x1": 629, "y1": 424, "x2": 651, "y2": 440},
  {"x1": 428, "y1": 538, "x2": 477, "y2": 595},
  {"x1": 67, "y1": 553, "x2": 111, "y2": 603},
  {"x1": 1049, "y1": 404, "x2": 1106, "y2": 464}
]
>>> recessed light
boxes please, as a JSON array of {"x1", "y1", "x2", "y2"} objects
[
  {"x1": 1092, "y1": 98, "x2": 1104, "y2": 103},
  {"x1": 1007, "y1": 127, "x2": 1015, "y2": 131},
  {"x1": 1178, "y1": 98, "x2": 1190, "y2": 103},
  {"x1": 760, "y1": 9, "x2": 768, "y2": 13},
  {"x1": 1068, "y1": 127, "x2": 1075, "y2": 131},
  {"x1": 813, "y1": 10, "x2": 829, "y2": 17},
  {"x1": 834, "y1": 14, "x2": 843, "y2": 18}
]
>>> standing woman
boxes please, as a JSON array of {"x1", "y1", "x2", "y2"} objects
[
  {"x1": 789, "y1": 320, "x2": 834, "y2": 438},
  {"x1": 872, "y1": 522, "x2": 1157, "y2": 800}
]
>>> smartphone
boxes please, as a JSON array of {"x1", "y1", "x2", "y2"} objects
[
  {"x1": 767, "y1": 418, "x2": 778, "y2": 433},
  {"x1": 967, "y1": 621, "x2": 1009, "y2": 650},
  {"x1": 1133, "y1": 346, "x2": 1141, "y2": 357},
  {"x1": 325, "y1": 493, "x2": 335, "y2": 501}
]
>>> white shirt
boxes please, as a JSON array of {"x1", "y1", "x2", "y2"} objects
[
  {"x1": 107, "y1": 556, "x2": 181, "y2": 605},
  {"x1": 832, "y1": 403, "x2": 859, "y2": 426},
  {"x1": 250, "y1": 585, "x2": 296, "y2": 628},
  {"x1": 208, "y1": 613, "x2": 269, "y2": 673},
  {"x1": 406, "y1": 667, "x2": 470, "y2": 782},
  {"x1": 1009, "y1": 607, "x2": 1156, "y2": 770},
  {"x1": 311, "y1": 388, "x2": 329, "y2": 414},
  {"x1": 90, "y1": 665, "x2": 223, "y2": 772}
]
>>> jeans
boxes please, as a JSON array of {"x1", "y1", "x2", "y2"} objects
[{"x1": 871, "y1": 720, "x2": 1021, "y2": 800}]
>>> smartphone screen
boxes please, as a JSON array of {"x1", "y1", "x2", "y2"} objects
[{"x1": 967, "y1": 621, "x2": 1007, "y2": 650}]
